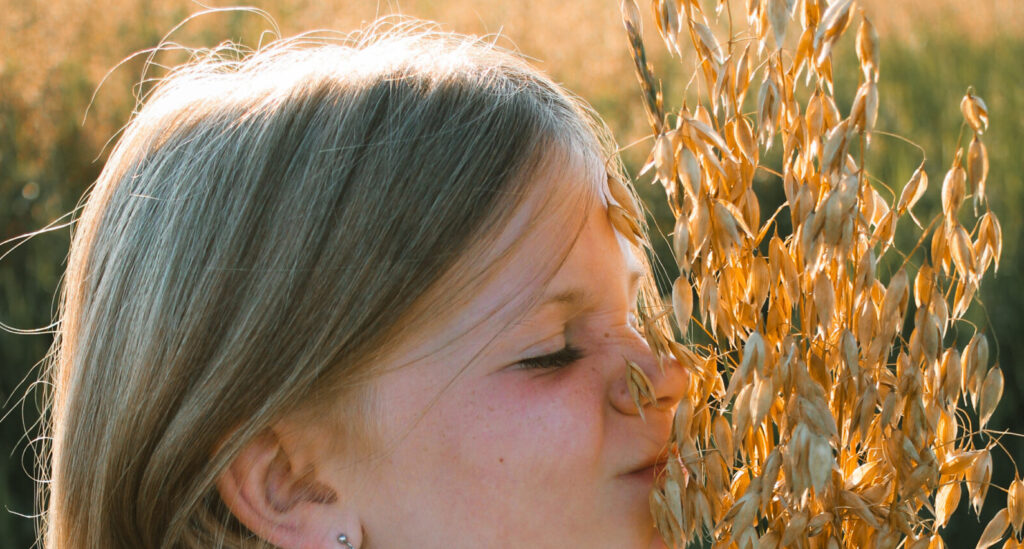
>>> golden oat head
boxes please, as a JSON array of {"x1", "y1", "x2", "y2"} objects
[{"x1": 612, "y1": 0, "x2": 1018, "y2": 547}]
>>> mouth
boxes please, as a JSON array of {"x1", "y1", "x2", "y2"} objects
[{"x1": 624, "y1": 456, "x2": 669, "y2": 481}]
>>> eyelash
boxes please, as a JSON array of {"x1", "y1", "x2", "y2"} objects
[{"x1": 517, "y1": 344, "x2": 584, "y2": 370}]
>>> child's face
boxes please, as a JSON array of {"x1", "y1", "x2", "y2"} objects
[{"x1": 324, "y1": 163, "x2": 688, "y2": 548}]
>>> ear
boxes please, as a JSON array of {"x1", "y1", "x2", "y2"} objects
[{"x1": 216, "y1": 428, "x2": 362, "y2": 549}]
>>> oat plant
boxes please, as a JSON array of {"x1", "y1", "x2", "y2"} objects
[{"x1": 609, "y1": 0, "x2": 1023, "y2": 547}]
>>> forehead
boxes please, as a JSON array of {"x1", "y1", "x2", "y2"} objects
[{"x1": 380, "y1": 147, "x2": 609, "y2": 363}]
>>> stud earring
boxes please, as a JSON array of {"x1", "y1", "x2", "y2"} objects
[{"x1": 337, "y1": 533, "x2": 355, "y2": 548}]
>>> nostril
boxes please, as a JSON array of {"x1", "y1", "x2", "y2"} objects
[
  {"x1": 626, "y1": 345, "x2": 688, "y2": 407},
  {"x1": 609, "y1": 328, "x2": 693, "y2": 416}
]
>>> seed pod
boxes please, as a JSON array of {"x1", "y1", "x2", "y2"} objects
[
  {"x1": 673, "y1": 214, "x2": 690, "y2": 272},
  {"x1": 839, "y1": 489, "x2": 881, "y2": 528},
  {"x1": 699, "y1": 276, "x2": 719, "y2": 334},
  {"x1": 974, "y1": 334, "x2": 991, "y2": 372},
  {"x1": 653, "y1": 0, "x2": 681, "y2": 49},
  {"x1": 940, "y1": 348, "x2": 962, "y2": 406},
  {"x1": 880, "y1": 390, "x2": 901, "y2": 429},
  {"x1": 840, "y1": 329, "x2": 860, "y2": 377},
  {"x1": 941, "y1": 164, "x2": 967, "y2": 221},
  {"x1": 977, "y1": 212, "x2": 1003, "y2": 274},
  {"x1": 758, "y1": 530, "x2": 781, "y2": 549},
  {"x1": 750, "y1": 372, "x2": 774, "y2": 428},
  {"x1": 978, "y1": 213, "x2": 1003, "y2": 269},
  {"x1": 941, "y1": 450, "x2": 981, "y2": 480},
  {"x1": 880, "y1": 268, "x2": 909, "y2": 324},
  {"x1": 920, "y1": 313, "x2": 941, "y2": 364},
  {"x1": 732, "y1": 116, "x2": 758, "y2": 164},
  {"x1": 978, "y1": 366, "x2": 1004, "y2": 429},
  {"x1": 741, "y1": 331, "x2": 767, "y2": 377},
  {"x1": 672, "y1": 276, "x2": 693, "y2": 333},
  {"x1": 932, "y1": 221, "x2": 950, "y2": 275},
  {"x1": 607, "y1": 174, "x2": 643, "y2": 222},
  {"x1": 732, "y1": 383, "x2": 754, "y2": 440},
  {"x1": 692, "y1": 484, "x2": 714, "y2": 535},
  {"x1": 914, "y1": 264, "x2": 934, "y2": 308},
  {"x1": 621, "y1": 0, "x2": 642, "y2": 32},
  {"x1": 780, "y1": 509, "x2": 809, "y2": 547},
  {"x1": 851, "y1": 383, "x2": 877, "y2": 441},
  {"x1": 807, "y1": 511, "x2": 833, "y2": 537},
  {"x1": 679, "y1": 438, "x2": 700, "y2": 473},
  {"x1": 854, "y1": 248, "x2": 876, "y2": 298},
  {"x1": 872, "y1": 209, "x2": 897, "y2": 254},
  {"x1": 713, "y1": 414, "x2": 734, "y2": 459},
  {"x1": 654, "y1": 131, "x2": 676, "y2": 186},
  {"x1": 949, "y1": 223, "x2": 977, "y2": 283},
  {"x1": 934, "y1": 481, "x2": 961, "y2": 528},
  {"x1": 673, "y1": 398, "x2": 693, "y2": 443},
  {"x1": 821, "y1": 119, "x2": 850, "y2": 173},
  {"x1": 649, "y1": 488, "x2": 674, "y2": 546},
  {"x1": 937, "y1": 409, "x2": 959, "y2": 449},
  {"x1": 692, "y1": 21, "x2": 725, "y2": 64},
  {"x1": 705, "y1": 449, "x2": 729, "y2": 495},
  {"x1": 748, "y1": 255, "x2": 771, "y2": 309},
  {"x1": 713, "y1": 200, "x2": 744, "y2": 251},
  {"x1": 856, "y1": 15, "x2": 879, "y2": 80},
  {"x1": 967, "y1": 449, "x2": 993, "y2": 515},
  {"x1": 678, "y1": 147, "x2": 702, "y2": 199},
  {"x1": 813, "y1": 272, "x2": 836, "y2": 330},
  {"x1": 961, "y1": 89, "x2": 989, "y2": 135},
  {"x1": 608, "y1": 204, "x2": 643, "y2": 247},
  {"x1": 977, "y1": 508, "x2": 1010, "y2": 549},
  {"x1": 962, "y1": 333, "x2": 985, "y2": 395},
  {"x1": 626, "y1": 359, "x2": 657, "y2": 420},
  {"x1": 1008, "y1": 476, "x2": 1024, "y2": 536},
  {"x1": 757, "y1": 77, "x2": 780, "y2": 146},
  {"x1": 850, "y1": 81, "x2": 870, "y2": 131},
  {"x1": 760, "y1": 448, "x2": 782, "y2": 507},
  {"x1": 897, "y1": 163, "x2": 928, "y2": 216},
  {"x1": 806, "y1": 90, "x2": 825, "y2": 141},
  {"x1": 690, "y1": 199, "x2": 711, "y2": 257},
  {"x1": 808, "y1": 435, "x2": 833, "y2": 493},
  {"x1": 663, "y1": 475, "x2": 684, "y2": 538}
]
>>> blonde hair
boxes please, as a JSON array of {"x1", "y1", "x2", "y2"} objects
[{"x1": 39, "y1": 19, "x2": 627, "y2": 549}]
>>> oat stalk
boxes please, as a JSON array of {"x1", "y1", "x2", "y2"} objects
[{"x1": 610, "y1": 0, "x2": 1020, "y2": 547}]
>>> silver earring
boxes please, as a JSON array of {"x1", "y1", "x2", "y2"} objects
[{"x1": 337, "y1": 534, "x2": 355, "y2": 549}]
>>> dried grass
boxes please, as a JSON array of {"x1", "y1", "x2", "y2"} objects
[{"x1": 612, "y1": 0, "x2": 1022, "y2": 547}]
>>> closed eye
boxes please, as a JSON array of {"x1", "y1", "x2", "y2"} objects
[{"x1": 516, "y1": 344, "x2": 584, "y2": 370}]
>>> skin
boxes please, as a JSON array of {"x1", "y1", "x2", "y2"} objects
[{"x1": 218, "y1": 156, "x2": 689, "y2": 549}]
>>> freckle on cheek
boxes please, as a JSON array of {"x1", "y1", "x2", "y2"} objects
[{"x1": 603, "y1": 332, "x2": 609, "y2": 338}]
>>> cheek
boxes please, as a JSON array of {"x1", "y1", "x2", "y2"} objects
[{"x1": 432, "y1": 367, "x2": 607, "y2": 483}]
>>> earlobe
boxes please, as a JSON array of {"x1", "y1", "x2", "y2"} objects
[{"x1": 216, "y1": 428, "x2": 359, "y2": 549}]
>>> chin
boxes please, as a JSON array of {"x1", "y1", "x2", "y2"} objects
[
  {"x1": 648, "y1": 533, "x2": 670, "y2": 549},
  {"x1": 623, "y1": 505, "x2": 663, "y2": 549}
]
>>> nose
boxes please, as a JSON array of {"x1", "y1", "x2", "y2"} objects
[{"x1": 609, "y1": 329, "x2": 689, "y2": 416}]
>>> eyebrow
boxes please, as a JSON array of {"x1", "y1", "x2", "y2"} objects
[{"x1": 538, "y1": 268, "x2": 645, "y2": 309}]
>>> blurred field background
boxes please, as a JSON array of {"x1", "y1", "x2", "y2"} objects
[{"x1": 1, "y1": 1, "x2": 1022, "y2": 547}]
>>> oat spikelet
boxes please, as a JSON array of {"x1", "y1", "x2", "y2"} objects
[{"x1": 620, "y1": 1, "x2": 1015, "y2": 547}]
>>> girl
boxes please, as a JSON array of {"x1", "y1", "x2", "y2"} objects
[{"x1": 41, "y1": 20, "x2": 688, "y2": 549}]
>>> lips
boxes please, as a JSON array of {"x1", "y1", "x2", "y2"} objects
[{"x1": 625, "y1": 454, "x2": 669, "y2": 478}]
